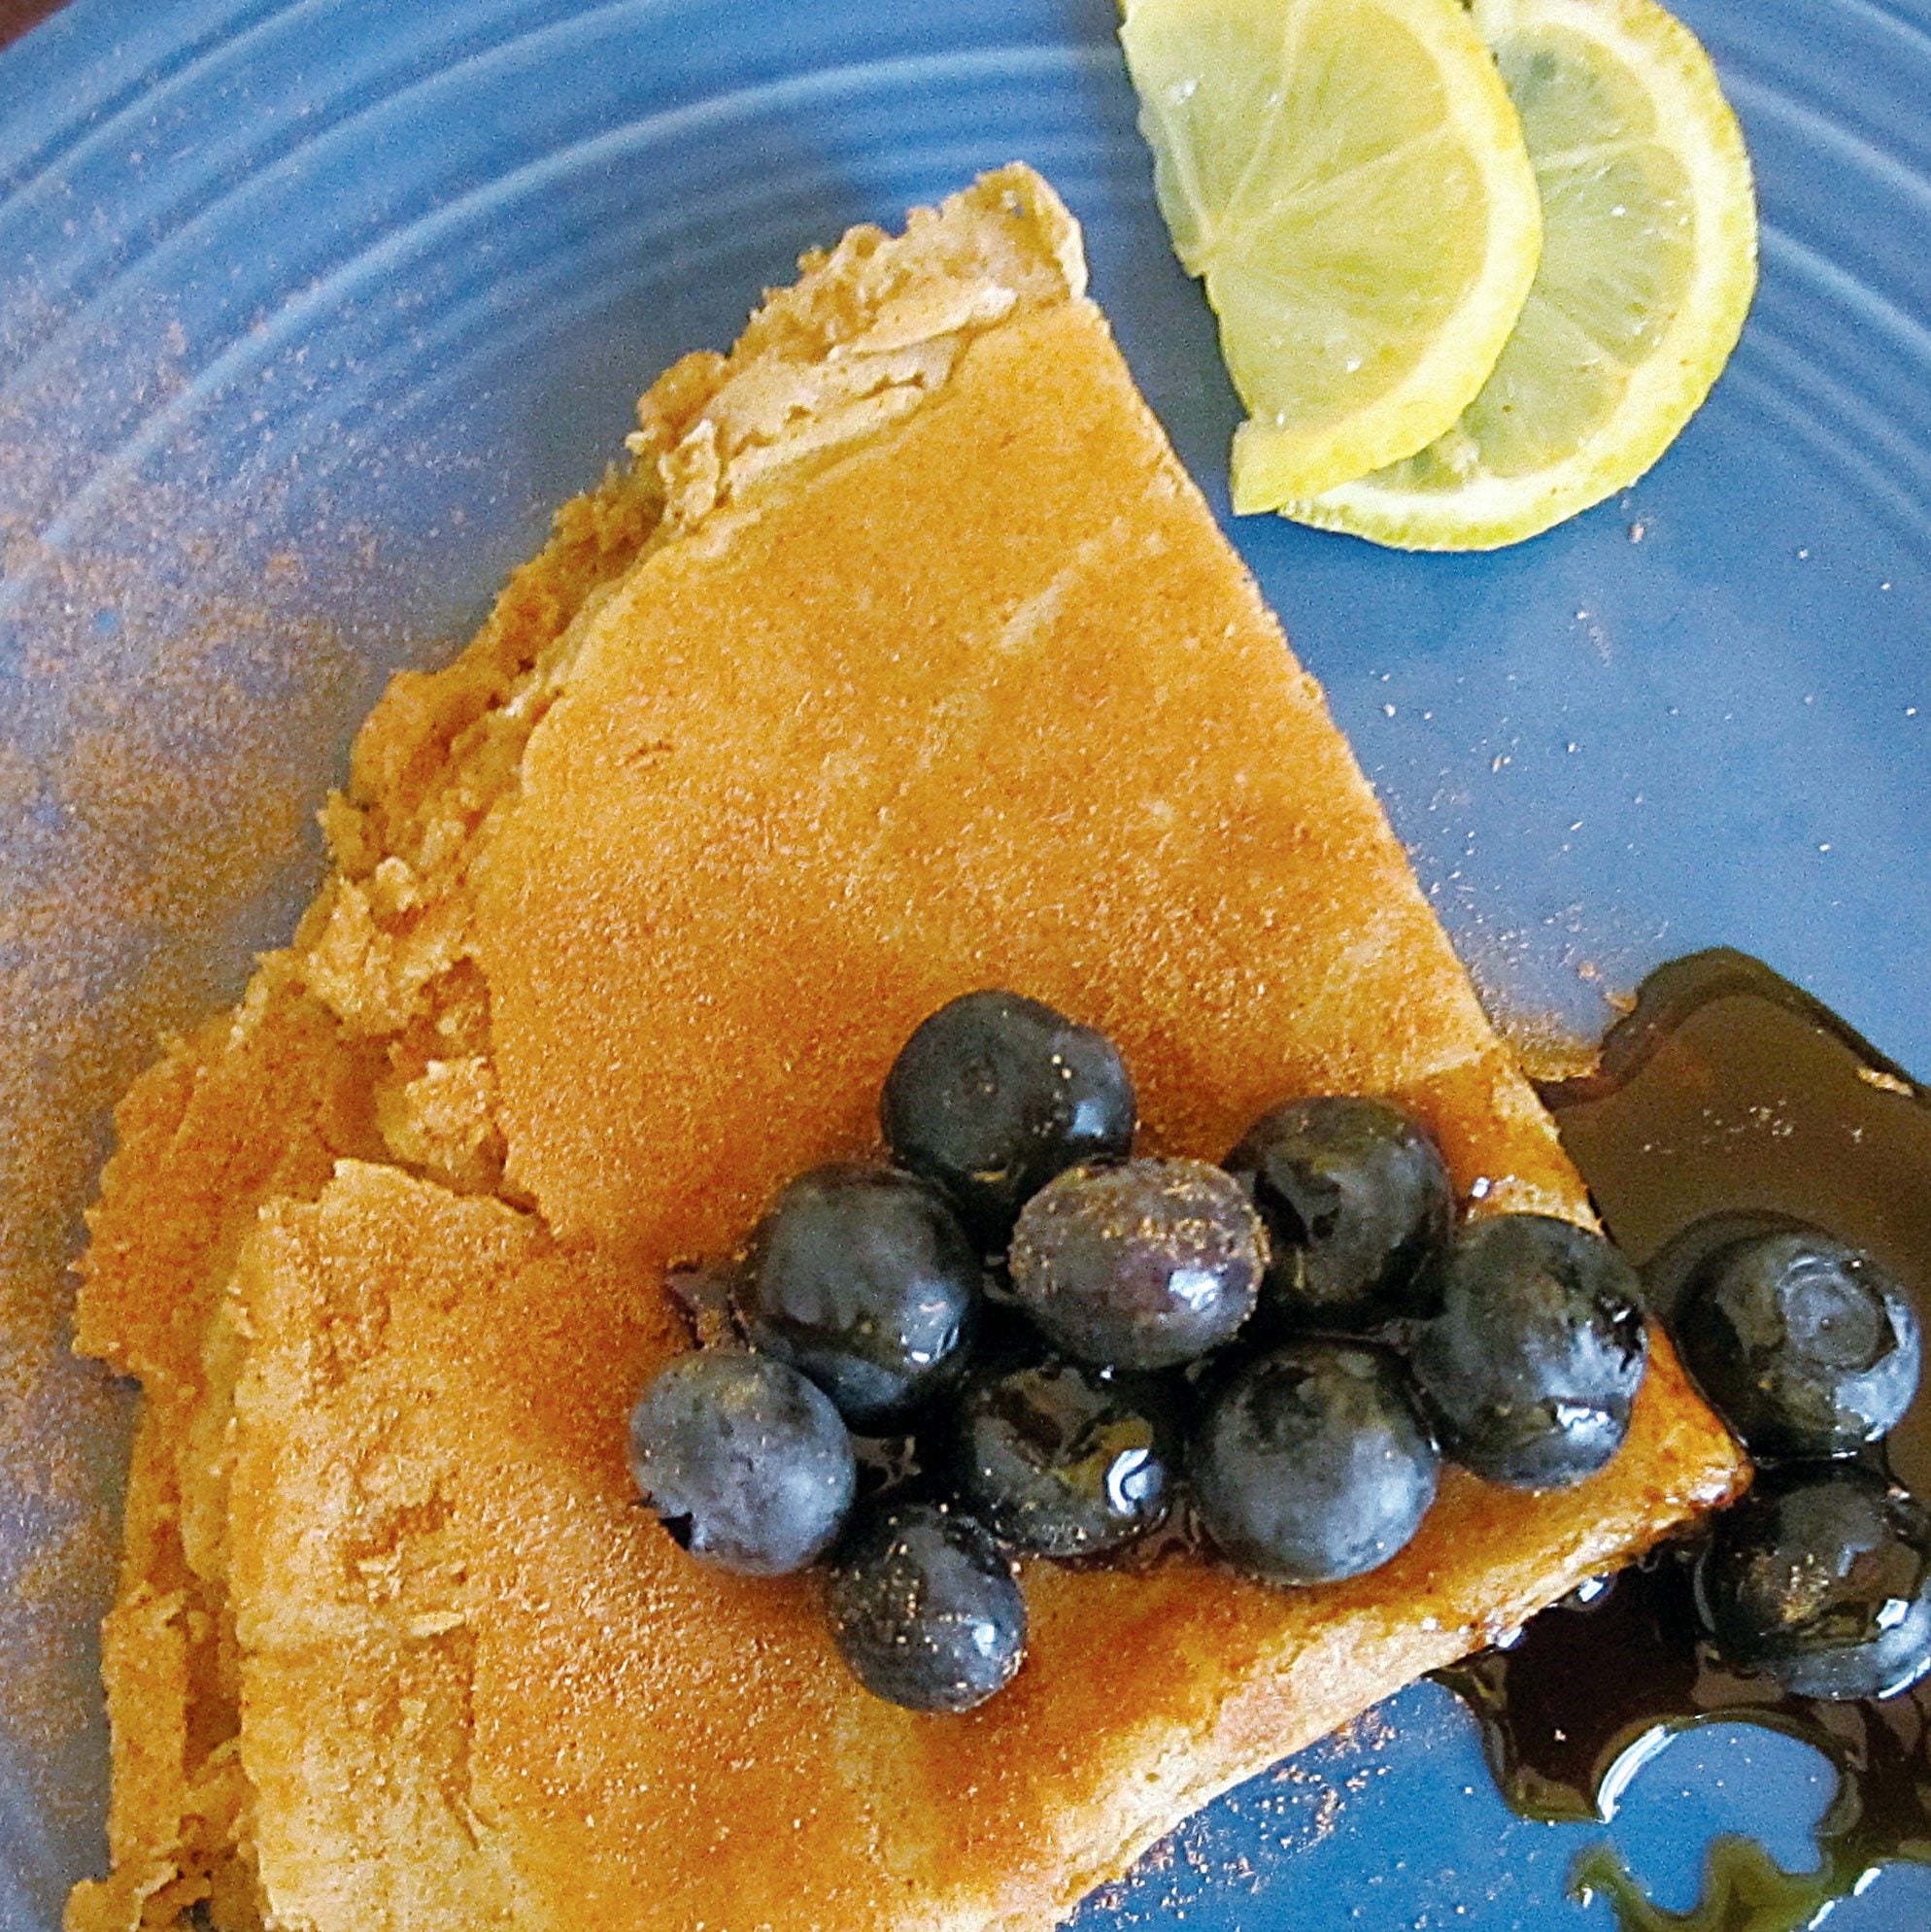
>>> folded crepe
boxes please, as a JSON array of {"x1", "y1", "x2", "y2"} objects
[{"x1": 68, "y1": 166, "x2": 1742, "y2": 1932}]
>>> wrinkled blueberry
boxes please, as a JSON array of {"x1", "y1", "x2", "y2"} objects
[
  {"x1": 1007, "y1": 1158, "x2": 1266, "y2": 1370},
  {"x1": 1694, "y1": 1464, "x2": 1931, "y2": 1700},
  {"x1": 1411, "y1": 1213, "x2": 1648, "y2": 1489},
  {"x1": 735, "y1": 1165, "x2": 981, "y2": 1430},
  {"x1": 627, "y1": 1351, "x2": 856, "y2": 1575},
  {"x1": 951, "y1": 1358, "x2": 1172, "y2": 1557},
  {"x1": 1224, "y1": 1095, "x2": 1453, "y2": 1330},
  {"x1": 1674, "y1": 1229, "x2": 1921, "y2": 1459},
  {"x1": 827, "y1": 1502, "x2": 1028, "y2": 1712},
  {"x1": 880, "y1": 991, "x2": 1136, "y2": 1246},
  {"x1": 1189, "y1": 1341, "x2": 1440, "y2": 1584}
]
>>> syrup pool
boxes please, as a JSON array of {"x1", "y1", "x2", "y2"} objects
[{"x1": 1439, "y1": 949, "x2": 1931, "y2": 1928}]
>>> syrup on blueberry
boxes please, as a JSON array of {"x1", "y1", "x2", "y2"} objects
[
  {"x1": 734, "y1": 1164, "x2": 982, "y2": 1430},
  {"x1": 1225, "y1": 1096, "x2": 1453, "y2": 1331},
  {"x1": 1007, "y1": 1157, "x2": 1267, "y2": 1371},
  {"x1": 1673, "y1": 1227, "x2": 1921, "y2": 1460},
  {"x1": 627, "y1": 1351, "x2": 857, "y2": 1575},
  {"x1": 950, "y1": 1357, "x2": 1172, "y2": 1557},
  {"x1": 1694, "y1": 1463, "x2": 1931, "y2": 1701},
  {"x1": 827, "y1": 1502, "x2": 1028, "y2": 1713},
  {"x1": 627, "y1": 991, "x2": 1669, "y2": 1713},
  {"x1": 1189, "y1": 1340, "x2": 1440, "y2": 1585},
  {"x1": 1410, "y1": 1213, "x2": 1647, "y2": 1489},
  {"x1": 881, "y1": 990, "x2": 1135, "y2": 1246}
]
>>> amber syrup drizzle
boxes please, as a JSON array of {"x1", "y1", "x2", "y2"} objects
[{"x1": 1438, "y1": 949, "x2": 1931, "y2": 1929}]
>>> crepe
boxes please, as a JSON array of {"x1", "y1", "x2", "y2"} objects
[{"x1": 67, "y1": 165, "x2": 1743, "y2": 1932}]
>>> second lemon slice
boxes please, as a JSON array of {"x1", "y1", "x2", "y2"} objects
[
  {"x1": 1283, "y1": 0, "x2": 1758, "y2": 549},
  {"x1": 1122, "y1": 0, "x2": 1543, "y2": 509}
]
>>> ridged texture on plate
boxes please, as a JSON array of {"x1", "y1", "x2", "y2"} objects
[{"x1": 3, "y1": 5, "x2": 1930, "y2": 1932}]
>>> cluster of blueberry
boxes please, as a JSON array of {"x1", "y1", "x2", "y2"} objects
[
  {"x1": 627, "y1": 992, "x2": 1649, "y2": 1713},
  {"x1": 1668, "y1": 1226, "x2": 1930, "y2": 1699}
]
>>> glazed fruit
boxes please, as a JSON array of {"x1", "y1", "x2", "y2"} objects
[
  {"x1": 1188, "y1": 1341, "x2": 1440, "y2": 1584},
  {"x1": 827, "y1": 1502, "x2": 1028, "y2": 1712},
  {"x1": 880, "y1": 990, "x2": 1136, "y2": 1245},
  {"x1": 1694, "y1": 1464, "x2": 1931, "y2": 1701},
  {"x1": 1673, "y1": 1229, "x2": 1920, "y2": 1459},
  {"x1": 735, "y1": 1165, "x2": 981, "y2": 1429},
  {"x1": 1224, "y1": 1095, "x2": 1453, "y2": 1330},
  {"x1": 627, "y1": 1351, "x2": 857, "y2": 1575},
  {"x1": 1411, "y1": 1213, "x2": 1647, "y2": 1489},
  {"x1": 1007, "y1": 1158, "x2": 1267, "y2": 1370},
  {"x1": 632, "y1": 988, "x2": 1660, "y2": 1715},
  {"x1": 951, "y1": 1357, "x2": 1172, "y2": 1556}
]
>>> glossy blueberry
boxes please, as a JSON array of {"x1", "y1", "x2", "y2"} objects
[
  {"x1": 951, "y1": 1358, "x2": 1172, "y2": 1557},
  {"x1": 1410, "y1": 1213, "x2": 1648, "y2": 1489},
  {"x1": 880, "y1": 990, "x2": 1136, "y2": 1246},
  {"x1": 1224, "y1": 1095, "x2": 1453, "y2": 1330},
  {"x1": 1007, "y1": 1158, "x2": 1266, "y2": 1371},
  {"x1": 734, "y1": 1165, "x2": 980, "y2": 1430},
  {"x1": 1188, "y1": 1341, "x2": 1440, "y2": 1585},
  {"x1": 1694, "y1": 1464, "x2": 1931, "y2": 1700},
  {"x1": 826, "y1": 1502, "x2": 1028, "y2": 1712},
  {"x1": 1674, "y1": 1229, "x2": 1921, "y2": 1459},
  {"x1": 627, "y1": 1350, "x2": 856, "y2": 1576}
]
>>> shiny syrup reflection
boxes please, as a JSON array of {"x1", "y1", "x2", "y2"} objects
[{"x1": 1437, "y1": 950, "x2": 1931, "y2": 1929}]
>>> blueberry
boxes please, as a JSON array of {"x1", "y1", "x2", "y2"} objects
[
  {"x1": 826, "y1": 1502, "x2": 1028, "y2": 1712},
  {"x1": 880, "y1": 991, "x2": 1136, "y2": 1246},
  {"x1": 734, "y1": 1165, "x2": 981, "y2": 1430},
  {"x1": 1007, "y1": 1158, "x2": 1267, "y2": 1371},
  {"x1": 1188, "y1": 1341, "x2": 1440, "y2": 1584},
  {"x1": 1410, "y1": 1214, "x2": 1647, "y2": 1489},
  {"x1": 951, "y1": 1358, "x2": 1172, "y2": 1557},
  {"x1": 1673, "y1": 1229, "x2": 1920, "y2": 1459},
  {"x1": 627, "y1": 1351, "x2": 856, "y2": 1575},
  {"x1": 1224, "y1": 1096, "x2": 1453, "y2": 1330},
  {"x1": 1694, "y1": 1464, "x2": 1931, "y2": 1700}
]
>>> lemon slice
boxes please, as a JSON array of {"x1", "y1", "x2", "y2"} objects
[
  {"x1": 1284, "y1": 0, "x2": 1757, "y2": 549},
  {"x1": 1121, "y1": 0, "x2": 1543, "y2": 508}
]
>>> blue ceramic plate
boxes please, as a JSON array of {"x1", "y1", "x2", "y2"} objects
[{"x1": 2, "y1": 2, "x2": 1929, "y2": 1927}]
